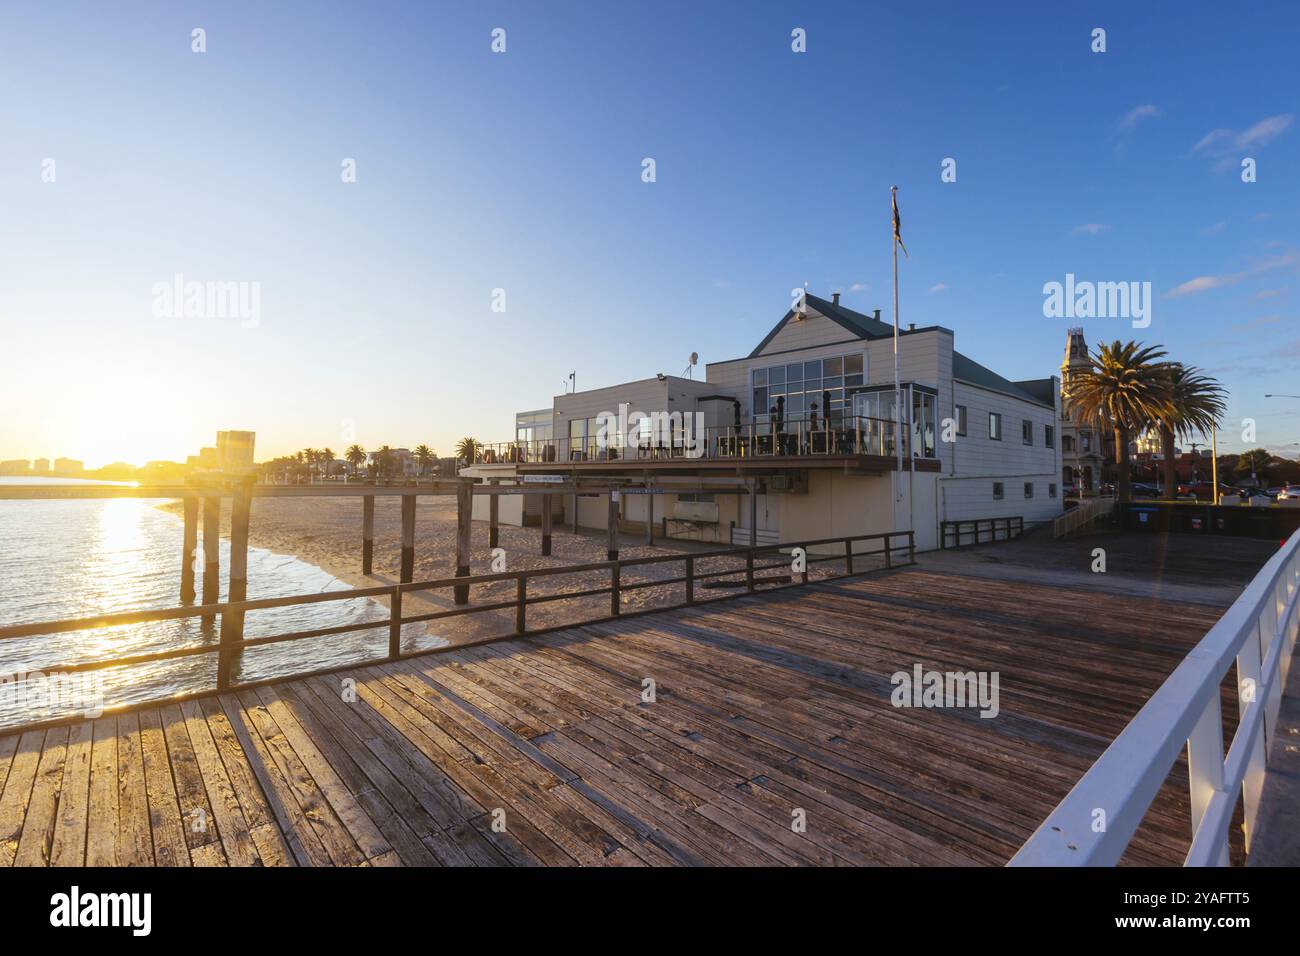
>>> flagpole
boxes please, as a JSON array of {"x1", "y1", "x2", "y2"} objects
[{"x1": 892, "y1": 186, "x2": 903, "y2": 491}]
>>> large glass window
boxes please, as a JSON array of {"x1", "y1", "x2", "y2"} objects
[{"x1": 753, "y1": 352, "x2": 864, "y2": 424}]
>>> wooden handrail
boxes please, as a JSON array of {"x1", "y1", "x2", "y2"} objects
[{"x1": 0, "y1": 530, "x2": 916, "y2": 732}]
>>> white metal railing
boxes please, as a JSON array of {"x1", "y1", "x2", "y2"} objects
[
  {"x1": 1052, "y1": 496, "x2": 1116, "y2": 539},
  {"x1": 1011, "y1": 527, "x2": 1300, "y2": 866}
]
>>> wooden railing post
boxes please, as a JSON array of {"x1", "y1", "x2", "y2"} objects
[
  {"x1": 515, "y1": 576, "x2": 526, "y2": 634},
  {"x1": 746, "y1": 549, "x2": 755, "y2": 591},
  {"x1": 685, "y1": 556, "x2": 695, "y2": 604},
  {"x1": 908, "y1": 531, "x2": 916, "y2": 564},
  {"x1": 488, "y1": 480, "x2": 500, "y2": 549},
  {"x1": 389, "y1": 586, "x2": 403, "y2": 658},
  {"x1": 611, "y1": 562, "x2": 621, "y2": 616},
  {"x1": 541, "y1": 493, "x2": 553, "y2": 555},
  {"x1": 607, "y1": 490, "x2": 620, "y2": 561},
  {"x1": 884, "y1": 534, "x2": 893, "y2": 568},
  {"x1": 845, "y1": 538, "x2": 854, "y2": 574}
]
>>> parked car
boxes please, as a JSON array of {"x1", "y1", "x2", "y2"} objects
[
  {"x1": 1176, "y1": 481, "x2": 1236, "y2": 500},
  {"x1": 1278, "y1": 484, "x2": 1300, "y2": 501},
  {"x1": 1130, "y1": 482, "x2": 1161, "y2": 499}
]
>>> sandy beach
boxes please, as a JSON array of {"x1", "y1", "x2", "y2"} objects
[{"x1": 159, "y1": 493, "x2": 876, "y2": 647}]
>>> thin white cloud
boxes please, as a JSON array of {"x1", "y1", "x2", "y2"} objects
[
  {"x1": 929, "y1": 282, "x2": 948, "y2": 294},
  {"x1": 1193, "y1": 114, "x2": 1294, "y2": 160},
  {"x1": 1253, "y1": 288, "x2": 1286, "y2": 300},
  {"x1": 1166, "y1": 250, "x2": 1300, "y2": 298},
  {"x1": 1120, "y1": 104, "x2": 1159, "y2": 128},
  {"x1": 849, "y1": 282, "x2": 869, "y2": 293},
  {"x1": 1199, "y1": 221, "x2": 1228, "y2": 236},
  {"x1": 1071, "y1": 223, "x2": 1110, "y2": 236}
]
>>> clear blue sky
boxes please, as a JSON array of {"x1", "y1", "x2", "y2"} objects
[{"x1": 1, "y1": 0, "x2": 1297, "y2": 465}]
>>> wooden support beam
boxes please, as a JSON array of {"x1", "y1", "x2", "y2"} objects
[
  {"x1": 607, "y1": 491, "x2": 620, "y2": 561},
  {"x1": 645, "y1": 482, "x2": 654, "y2": 546},
  {"x1": 399, "y1": 494, "x2": 416, "y2": 584},
  {"x1": 541, "y1": 494, "x2": 553, "y2": 556},
  {"x1": 180, "y1": 496, "x2": 198, "y2": 603},
  {"x1": 572, "y1": 492, "x2": 579, "y2": 535},
  {"x1": 201, "y1": 495, "x2": 220, "y2": 617},
  {"x1": 217, "y1": 484, "x2": 251, "y2": 689},
  {"x1": 488, "y1": 479, "x2": 500, "y2": 549},
  {"x1": 454, "y1": 481, "x2": 473, "y2": 605},
  {"x1": 749, "y1": 481, "x2": 758, "y2": 548},
  {"x1": 362, "y1": 495, "x2": 375, "y2": 575}
]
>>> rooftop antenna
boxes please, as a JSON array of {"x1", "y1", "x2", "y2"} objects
[
  {"x1": 683, "y1": 351, "x2": 698, "y2": 379},
  {"x1": 568, "y1": 371, "x2": 576, "y2": 394}
]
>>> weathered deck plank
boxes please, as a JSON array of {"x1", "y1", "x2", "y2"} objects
[{"x1": 0, "y1": 566, "x2": 1238, "y2": 866}]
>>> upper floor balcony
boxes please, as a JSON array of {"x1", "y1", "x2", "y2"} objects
[{"x1": 469, "y1": 414, "x2": 941, "y2": 476}]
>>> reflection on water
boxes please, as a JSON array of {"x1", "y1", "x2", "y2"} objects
[{"x1": 0, "y1": 495, "x2": 443, "y2": 728}]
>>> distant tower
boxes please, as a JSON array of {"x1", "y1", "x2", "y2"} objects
[{"x1": 1058, "y1": 328, "x2": 1107, "y2": 494}]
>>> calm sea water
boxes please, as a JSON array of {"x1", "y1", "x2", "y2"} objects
[{"x1": 0, "y1": 478, "x2": 443, "y2": 728}]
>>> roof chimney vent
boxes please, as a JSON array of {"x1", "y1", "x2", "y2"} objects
[
  {"x1": 831, "y1": 292, "x2": 840, "y2": 306},
  {"x1": 908, "y1": 323, "x2": 916, "y2": 331},
  {"x1": 872, "y1": 309, "x2": 881, "y2": 321}
]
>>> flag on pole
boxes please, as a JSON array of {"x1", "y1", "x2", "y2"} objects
[{"x1": 892, "y1": 191, "x2": 908, "y2": 258}]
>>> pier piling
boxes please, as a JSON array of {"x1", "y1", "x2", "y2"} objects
[
  {"x1": 202, "y1": 494, "x2": 220, "y2": 616},
  {"x1": 488, "y1": 479, "x2": 499, "y2": 549},
  {"x1": 607, "y1": 491, "x2": 619, "y2": 561},
  {"x1": 454, "y1": 480, "x2": 472, "y2": 604},
  {"x1": 180, "y1": 496, "x2": 198, "y2": 602},
  {"x1": 541, "y1": 494, "x2": 552, "y2": 556},
  {"x1": 217, "y1": 483, "x2": 251, "y2": 689},
  {"x1": 362, "y1": 495, "x2": 375, "y2": 575},
  {"x1": 399, "y1": 494, "x2": 415, "y2": 583}
]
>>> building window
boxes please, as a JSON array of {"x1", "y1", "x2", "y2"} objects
[
  {"x1": 989, "y1": 412, "x2": 1002, "y2": 441},
  {"x1": 1081, "y1": 432, "x2": 1091, "y2": 452},
  {"x1": 1046, "y1": 425, "x2": 1055, "y2": 449},
  {"x1": 1024, "y1": 482, "x2": 1034, "y2": 499},
  {"x1": 993, "y1": 482, "x2": 1004, "y2": 500},
  {"x1": 678, "y1": 493, "x2": 716, "y2": 503},
  {"x1": 1022, "y1": 420, "x2": 1033, "y2": 445},
  {"x1": 1062, "y1": 434, "x2": 1074, "y2": 452},
  {"x1": 751, "y1": 352, "x2": 864, "y2": 425},
  {"x1": 1049, "y1": 483, "x2": 1057, "y2": 498},
  {"x1": 955, "y1": 405, "x2": 967, "y2": 436}
]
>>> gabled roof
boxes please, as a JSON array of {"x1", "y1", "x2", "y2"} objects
[
  {"x1": 749, "y1": 293, "x2": 894, "y2": 357},
  {"x1": 953, "y1": 352, "x2": 1053, "y2": 409}
]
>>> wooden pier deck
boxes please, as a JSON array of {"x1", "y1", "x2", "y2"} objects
[{"x1": 0, "y1": 566, "x2": 1231, "y2": 866}]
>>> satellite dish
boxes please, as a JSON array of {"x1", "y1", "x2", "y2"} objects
[{"x1": 690, "y1": 352, "x2": 698, "y2": 366}]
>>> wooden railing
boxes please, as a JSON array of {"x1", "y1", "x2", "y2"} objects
[
  {"x1": 0, "y1": 530, "x2": 915, "y2": 734},
  {"x1": 1053, "y1": 496, "x2": 1115, "y2": 539},
  {"x1": 939, "y1": 516, "x2": 1024, "y2": 549},
  {"x1": 1011, "y1": 527, "x2": 1300, "y2": 866}
]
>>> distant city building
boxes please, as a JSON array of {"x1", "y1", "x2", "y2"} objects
[
  {"x1": 0, "y1": 459, "x2": 31, "y2": 476},
  {"x1": 32, "y1": 458, "x2": 50, "y2": 474},
  {"x1": 53, "y1": 457, "x2": 84, "y2": 475},
  {"x1": 197, "y1": 447, "x2": 219, "y2": 469},
  {"x1": 216, "y1": 431, "x2": 256, "y2": 473},
  {"x1": 1059, "y1": 328, "x2": 1109, "y2": 494}
]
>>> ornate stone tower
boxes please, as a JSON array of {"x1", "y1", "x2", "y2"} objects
[{"x1": 1059, "y1": 328, "x2": 1108, "y2": 494}]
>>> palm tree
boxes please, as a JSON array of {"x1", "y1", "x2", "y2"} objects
[
  {"x1": 345, "y1": 444, "x2": 366, "y2": 477},
  {"x1": 1156, "y1": 364, "x2": 1226, "y2": 497},
  {"x1": 1236, "y1": 448, "x2": 1272, "y2": 487},
  {"x1": 320, "y1": 447, "x2": 335, "y2": 480},
  {"x1": 455, "y1": 437, "x2": 481, "y2": 464},
  {"x1": 1067, "y1": 340, "x2": 1169, "y2": 503},
  {"x1": 374, "y1": 445, "x2": 395, "y2": 481},
  {"x1": 302, "y1": 448, "x2": 319, "y2": 482},
  {"x1": 413, "y1": 444, "x2": 435, "y2": 479}
]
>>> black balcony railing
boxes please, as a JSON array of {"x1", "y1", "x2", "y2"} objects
[{"x1": 473, "y1": 415, "x2": 934, "y2": 465}]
